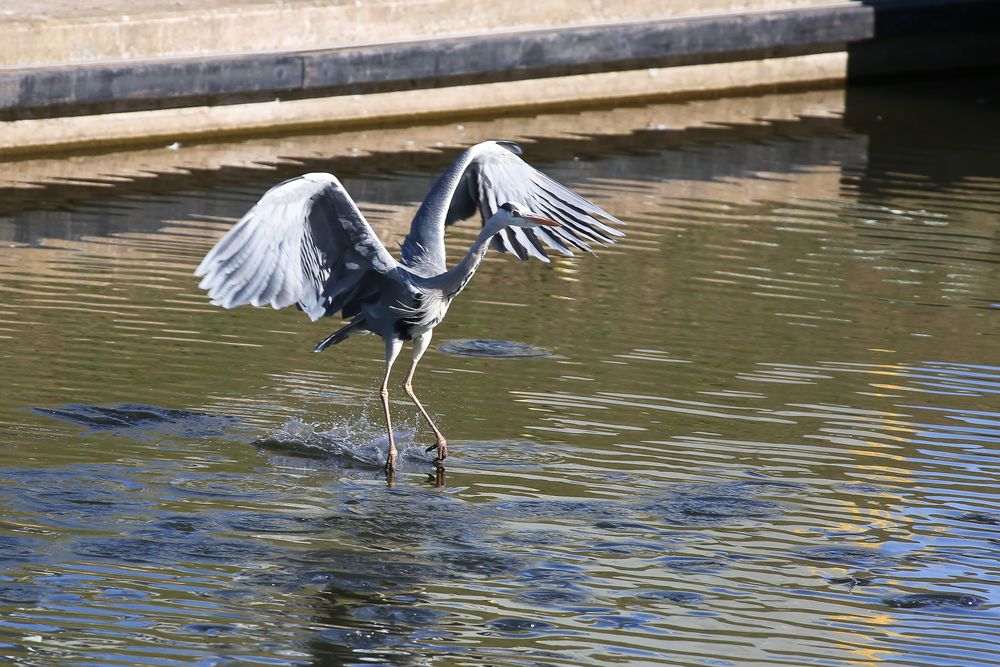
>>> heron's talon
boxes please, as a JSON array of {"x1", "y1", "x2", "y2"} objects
[{"x1": 426, "y1": 440, "x2": 448, "y2": 461}]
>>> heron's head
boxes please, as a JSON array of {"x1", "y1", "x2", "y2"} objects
[{"x1": 497, "y1": 202, "x2": 559, "y2": 229}]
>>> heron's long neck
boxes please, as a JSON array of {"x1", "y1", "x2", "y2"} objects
[{"x1": 432, "y1": 223, "x2": 502, "y2": 299}]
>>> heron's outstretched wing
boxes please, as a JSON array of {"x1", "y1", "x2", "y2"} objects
[
  {"x1": 195, "y1": 173, "x2": 400, "y2": 321},
  {"x1": 401, "y1": 140, "x2": 624, "y2": 270}
]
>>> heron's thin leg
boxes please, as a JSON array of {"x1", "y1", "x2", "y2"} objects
[
  {"x1": 403, "y1": 331, "x2": 448, "y2": 464},
  {"x1": 381, "y1": 337, "x2": 404, "y2": 472}
]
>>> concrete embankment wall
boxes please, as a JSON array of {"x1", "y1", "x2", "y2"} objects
[{"x1": 0, "y1": 0, "x2": 997, "y2": 156}]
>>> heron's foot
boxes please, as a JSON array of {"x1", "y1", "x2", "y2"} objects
[
  {"x1": 384, "y1": 447, "x2": 398, "y2": 473},
  {"x1": 425, "y1": 438, "x2": 448, "y2": 463}
]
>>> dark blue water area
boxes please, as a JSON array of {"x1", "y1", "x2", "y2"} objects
[
  {"x1": 1, "y1": 431, "x2": 998, "y2": 666},
  {"x1": 0, "y1": 444, "x2": 834, "y2": 665}
]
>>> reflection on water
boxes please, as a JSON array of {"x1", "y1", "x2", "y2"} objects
[{"x1": 0, "y1": 73, "x2": 998, "y2": 666}]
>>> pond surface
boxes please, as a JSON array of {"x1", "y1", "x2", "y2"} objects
[{"x1": 0, "y1": 73, "x2": 997, "y2": 666}]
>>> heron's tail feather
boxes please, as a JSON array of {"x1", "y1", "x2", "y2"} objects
[{"x1": 314, "y1": 318, "x2": 366, "y2": 352}]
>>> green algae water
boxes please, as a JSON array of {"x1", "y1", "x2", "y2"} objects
[{"x1": 0, "y1": 73, "x2": 997, "y2": 666}]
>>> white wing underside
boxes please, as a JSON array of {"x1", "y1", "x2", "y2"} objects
[
  {"x1": 194, "y1": 173, "x2": 398, "y2": 322},
  {"x1": 401, "y1": 141, "x2": 624, "y2": 272}
]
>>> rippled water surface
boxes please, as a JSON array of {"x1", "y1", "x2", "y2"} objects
[{"x1": 0, "y1": 74, "x2": 998, "y2": 666}]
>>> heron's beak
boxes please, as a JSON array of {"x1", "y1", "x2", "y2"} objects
[{"x1": 523, "y1": 213, "x2": 559, "y2": 227}]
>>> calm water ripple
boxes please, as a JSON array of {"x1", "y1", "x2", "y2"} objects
[{"x1": 0, "y1": 75, "x2": 998, "y2": 666}]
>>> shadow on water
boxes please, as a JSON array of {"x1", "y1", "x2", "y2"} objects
[
  {"x1": 437, "y1": 338, "x2": 554, "y2": 359},
  {"x1": 883, "y1": 592, "x2": 986, "y2": 610},
  {"x1": 33, "y1": 403, "x2": 241, "y2": 439}
]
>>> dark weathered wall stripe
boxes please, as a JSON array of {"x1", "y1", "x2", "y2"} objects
[
  {"x1": 4, "y1": 56, "x2": 303, "y2": 109},
  {"x1": 303, "y1": 6, "x2": 872, "y2": 90},
  {"x1": 0, "y1": 4, "x2": 873, "y2": 115}
]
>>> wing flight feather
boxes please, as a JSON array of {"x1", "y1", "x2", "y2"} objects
[
  {"x1": 453, "y1": 142, "x2": 623, "y2": 262},
  {"x1": 195, "y1": 173, "x2": 399, "y2": 322},
  {"x1": 400, "y1": 140, "x2": 623, "y2": 271}
]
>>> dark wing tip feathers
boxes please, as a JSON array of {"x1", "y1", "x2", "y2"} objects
[
  {"x1": 477, "y1": 142, "x2": 624, "y2": 260},
  {"x1": 495, "y1": 140, "x2": 523, "y2": 155}
]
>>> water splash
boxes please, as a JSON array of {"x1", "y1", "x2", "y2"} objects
[{"x1": 254, "y1": 417, "x2": 428, "y2": 468}]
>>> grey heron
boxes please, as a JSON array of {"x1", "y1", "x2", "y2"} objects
[{"x1": 195, "y1": 140, "x2": 623, "y2": 472}]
